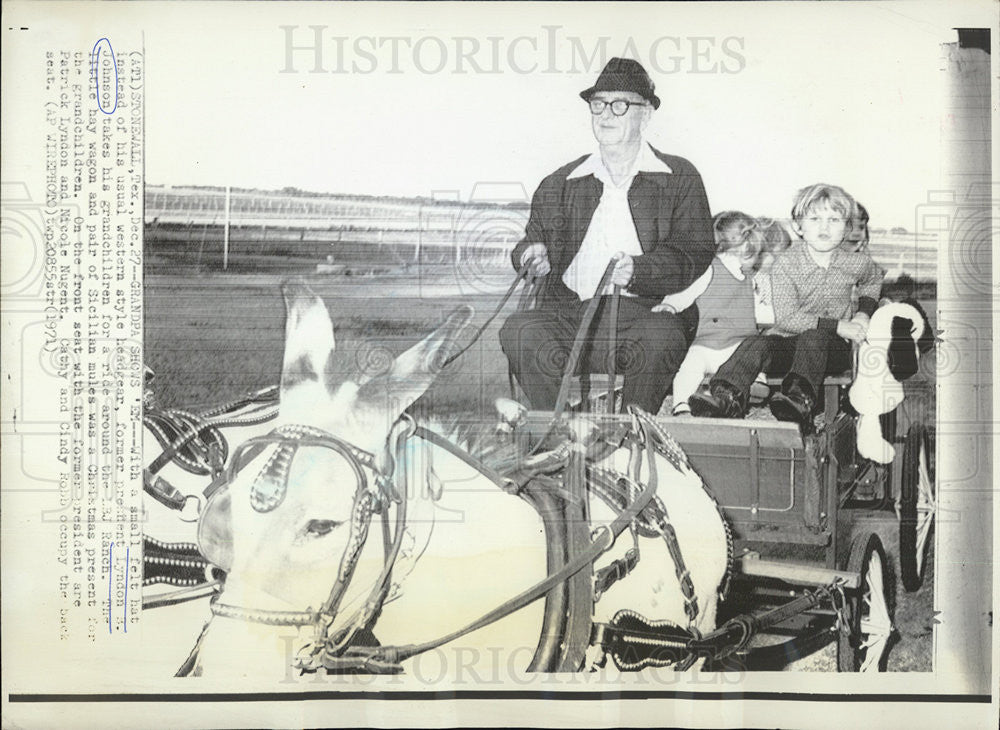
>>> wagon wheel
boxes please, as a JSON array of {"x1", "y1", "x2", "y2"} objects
[
  {"x1": 899, "y1": 425, "x2": 935, "y2": 592},
  {"x1": 837, "y1": 532, "x2": 893, "y2": 672}
]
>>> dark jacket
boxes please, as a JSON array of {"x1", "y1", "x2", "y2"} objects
[{"x1": 511, "y1": 146, "x2": 715, "y2": 310}]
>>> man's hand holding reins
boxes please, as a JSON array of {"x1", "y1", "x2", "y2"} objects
[
  {"x1": 610, "y1": 254, "x2": 634, "y2": 289},
  {"x1": 520, "y1": 244, "x2": 551, "y2": 277}
]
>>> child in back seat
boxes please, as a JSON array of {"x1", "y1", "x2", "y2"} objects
[
  {"x1": 752, "y1": 219, "x2": 793, "y2": 329},
  {"x1": 658, "y1": 211, "x2": 763, "y2": 416},
  {"x1": 842, "y1": 202, "x2": 870, "y2": 253},
  {"x1": 691, "y1": 183, "x2": 884, "y2": 432}
]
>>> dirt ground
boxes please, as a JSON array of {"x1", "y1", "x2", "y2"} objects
[
  {"x1": 764, "y1": 520, "x2": 934, "y2": 673},
  {"x1": 653, "y1": 401, "x2": 935, "y2": 673}
]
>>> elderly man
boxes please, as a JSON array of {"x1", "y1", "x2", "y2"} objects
[{"x1": 499, "y1": 57, "x2": 715, "y2": 414}]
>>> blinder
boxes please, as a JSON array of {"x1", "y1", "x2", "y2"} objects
[{"x1": 198, "y1": 421, "x2": 401, "y2": 629}]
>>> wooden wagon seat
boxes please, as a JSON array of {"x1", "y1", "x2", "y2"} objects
[{"x1": 571, "y1": 370, "x2": 854, "y2": 425}]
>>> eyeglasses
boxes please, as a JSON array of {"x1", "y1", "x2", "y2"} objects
[{"x1": 588, "y1": 99, "x2": 650, "y2": 116}]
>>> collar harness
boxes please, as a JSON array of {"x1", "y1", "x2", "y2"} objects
[
  {"x1": 186, "y1": 406, "x2": 723, "y2": 676},
  {"x1": 168, "y1": 261, "x2": 733, "y2": 674}
]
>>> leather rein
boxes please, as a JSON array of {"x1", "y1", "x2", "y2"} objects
[
  {"x1": 203, "y1": 417, "x2": 415, "y2": 642},
  {"x1": 144, "y1": 257, "x2": 616, "y2": 515},
  {"x1": 165, "y1": 260, "x2": 716, "y2": 674},
  {"x1": 183, "y1": 405, "x2": 663, "y2": 675}
]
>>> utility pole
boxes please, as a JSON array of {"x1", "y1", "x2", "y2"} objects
[{"x1": 223, "y1": 185, "x2": 231, "y2": 270}]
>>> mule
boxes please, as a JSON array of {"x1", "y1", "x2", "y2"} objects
[
  {"x1": 141, "y1": 371, "x2": 287, "y2": 669},
  {"x1": 170, "y1": 280, "x2": 730, "y2": 679}
]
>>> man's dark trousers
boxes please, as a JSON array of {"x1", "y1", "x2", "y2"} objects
[
  {"x1": 711, "y1": 328, "x2": 853, "y2": 402},
  {"x1": 500, "y1": 297, "x2": 696, "y2": 414}
]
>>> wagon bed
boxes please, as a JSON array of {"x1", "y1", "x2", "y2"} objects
[{"x1": 513, "y1": 373, "x2": 926, "y2": 672}]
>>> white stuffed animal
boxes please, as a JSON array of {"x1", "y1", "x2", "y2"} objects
[{"x1": 849, "y1": 301, "x2": 928, "y2": 463}]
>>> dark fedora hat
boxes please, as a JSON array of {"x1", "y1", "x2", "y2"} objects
[{"x1": 579, "y1": 57, "x2": 660, "y2": 110}]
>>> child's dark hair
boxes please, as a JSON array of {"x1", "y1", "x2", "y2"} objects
[
  {"x1": 758, "y1": 218, "x2": 793, "y2": 255},
  {"x1": 842, "y1": 202, "x2": 870, "y2": 252}
]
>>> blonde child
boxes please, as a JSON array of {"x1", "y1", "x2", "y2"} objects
[
  {"x1": 666, "y1": 212, "x2": 762, "y2": 416},
  {"x1": 691, "y1": 184, "x2": 883, "y2": 431}
]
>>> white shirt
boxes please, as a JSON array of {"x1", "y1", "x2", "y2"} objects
[
  {"x1": 716, "y1": 251, "x2": 747, "y2": 282},
  {"x1": 655, "y1": 250, "x2": 744, "y2": 314},
  {"x1": 753, "y1": 272, "x2": 776, "y2": 327},
  {"x1": 655, "y1": 266, "x2": 712, "y2": 313},
  {"x1": 561, "y1": 143, "x2": 672, "y2": 300}
]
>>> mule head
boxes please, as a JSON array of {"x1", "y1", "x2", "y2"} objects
[
  {"x1": 277, "y1": 278, "x2": 472, "y2": 452},
  {"x1": 208, "y1": 279, "x2": 472, "y2": 613}
]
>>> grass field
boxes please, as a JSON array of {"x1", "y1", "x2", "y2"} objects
[
  {"x1": 144, "y1": 271, "x2": 518, "y2": 419},
  {"x1": 144, "y1": 269, "x2": 937, "y2": 413},
  {"x1": 145, "y1": 270, "x2": 934, "y2": 672}
]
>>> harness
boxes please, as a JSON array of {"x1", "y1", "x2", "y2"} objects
[
  {"x1": 206, "y1": 419, "x2": 412, "y2": 639},
  {"x1": 174, "y1": 403, "x2": 680, "y2": 675},
  {"x1": 159, "y1": 264, "x2": 734, "y2": 675},
  {"x1": 143, "y1": 385, "x2": 279, "y2": 514},
  {"x1": 292, "y1": 409, "x2": 663, "y2": 674}
]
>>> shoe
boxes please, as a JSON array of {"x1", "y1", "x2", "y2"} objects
[
  {"x1": 690, "y1": 383, "x2": 745, "y2": 419},
  {"x1": 769, "y1": 381, "x2": 816, "y2": 432},
  {"x1": 671, "y1": 401, "x2": 692, "y2": 417}
]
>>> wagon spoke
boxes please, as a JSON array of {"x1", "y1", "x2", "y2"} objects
[
  {"x1": 856, "y1": 549, "x2": 892, "y2": 672},
  {"x1": 914, "y1": 442, "x2": 936, "y2": 575},
  {"x1": 859, "y1": 635, "x2": 889, "y2": 673},
  {"x1": 899, "y1": 426, "x2": 937, "y2": 591},
  {"x1": 859, "y1": 627, "x2": 892, "y2": 648},
  {"x1": 865, "y1": 556, "x2": 888, "y2": 619},
  {"x1": 918, "y1": 447, "x2": 935, "y2": 510},
  {"x1": 858, "y1": 620, "x2": 892, "y2": 672},
  {"x1": 865, "y1": 589, "x2": 888, "y2": 624},
  {"x1": 916, "y1": 515, "x2": 934, "y2": 574},
  {"x1": 860, "y1": 618, "x2": 893, "y2": 635}
]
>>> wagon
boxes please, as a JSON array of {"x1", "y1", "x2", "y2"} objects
[
  {"x1": 526, "y1": 357, "x2": 936, "y2": 672},
  {"x1": 141, "y1": 274, "x2": 935, "y2": 675}
]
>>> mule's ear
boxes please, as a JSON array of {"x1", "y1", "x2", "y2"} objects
[
  {"x1": 280, "y1": 278, "x2": 336, "y2": 396},
  {"x1": 355, "y1": 305, "x2": 473, "y2": 416}
]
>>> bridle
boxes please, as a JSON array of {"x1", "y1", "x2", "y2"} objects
[
  {"x1": 302, "y1": 408, "x2": 663, "y2": 674},
  {"x1": 143, "y1": 383, "x2": 280, "y2": 516},
  {"x1": 181, "y1": 405, "x2": 667, "y2": 676},
  {"x1": 199, "y1": 416, "x2": 418, "y2": 659},
  {"x1": 166, "y1": 264, "x2": 731, "y2": 675}
]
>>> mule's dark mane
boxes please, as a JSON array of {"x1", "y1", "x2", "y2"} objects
[{"x1": 414, "y1": 412, "x2": 525, "y2": 474}]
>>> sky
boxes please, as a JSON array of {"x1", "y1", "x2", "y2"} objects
[{"x1": 9, "y1": 1, "x2": 998, "y2": 228}]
